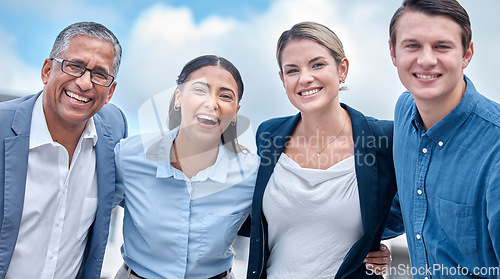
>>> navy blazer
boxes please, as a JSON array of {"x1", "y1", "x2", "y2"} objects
[
  {"x1": 247, "y1": 104, "x2": 398, "y2": 279},
  {"x1": 0, "y1": 92, "x2": 128, "y2": 279}
]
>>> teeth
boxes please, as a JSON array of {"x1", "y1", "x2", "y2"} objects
[
  {"x1": 415, "y1": 74, "x2": 439, "y2": 79},
  {"x1": 197, "y1": 115, "x2": 218, "y2": 123},
  {"x1": 66, "y1": 91, "x2": 90, "y2": 103},
  {"x1": 301, "y1": 89, "x2": 319, "y2": 96}
]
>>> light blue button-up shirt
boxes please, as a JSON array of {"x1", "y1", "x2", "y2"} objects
[
  {"x1": 392, "y1": 76, "x2": 500, "y2": 278},
  {"x1": 114, "y1": 127, "x2": 259, "y2": 279}
]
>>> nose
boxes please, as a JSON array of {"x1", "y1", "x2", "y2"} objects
[
  {"x1": 75, "y1": 69, "x2": 93, "y2": 91},
  {"x1": 298, "y1": 69, "x2": 314, "y2": 85},
  {"x1": 204, "y1": 92, "x2": 218, "y2": 111},
  {"x1": 417, "y1": 46, "x2": 438, "y2": 68}
]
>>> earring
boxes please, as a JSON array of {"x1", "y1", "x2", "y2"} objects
[
  {"x1": 231, "y1": 119, "x2": 237, "y2": 126},
  {"x1": 174, "y1": 105, "x2": 180, "y2": 111}
]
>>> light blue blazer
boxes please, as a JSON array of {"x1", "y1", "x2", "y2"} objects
[{"x1": 0, "y1": 92, "x2": 128, "y2": 279}]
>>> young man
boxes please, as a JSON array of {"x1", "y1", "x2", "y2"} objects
[
  {"x1": 0, "y1": 22, "x2": 127, "y2": 278},
  {"x1": 389, "y1": 0, "x2": 500, "y2": 277}
]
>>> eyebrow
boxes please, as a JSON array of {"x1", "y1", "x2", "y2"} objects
[
  {"x1": 400, "y1": 39, "x2": 455, "y2": 45},
  {"x1": 282, "y1": 56, "x2": 327, "y2": 68},
  {"x1": 436, "y1": 40, "x2": 455, "y2": 45},
  {"x1": 192, "y1": 81, "x2": 209, "y2": 87},
  {"x1": 220, "y1": 87, "x2": 235, "y2": 95},
  {"x1": 192, "y1": 81, "x2": 235, "y2": 95},
  {"x1": 309, "y1": 56, "x2": 326, "y2": 64},
  {"x1": 70, "y1": 58, "x2": 110, "y2": 74},
  {"x1": 399, "y1": 39, "x2": 418, "y2": 44}
]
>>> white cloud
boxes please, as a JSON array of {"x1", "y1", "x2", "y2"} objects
[
  {"x1": 117, "y1": 5, "x2": 238, "y2": 103},
  {"x1": 115, "y1": 0, "x2": 406, "y2": 135},
  {"x1": 130, "y1": 5, "x2": 236, "y2": 49},
  {"x1": 0, "y1": 27, "x2": 43, "y2": 97},
  {"x1": 3, "y1": 0, "x2": 498, "y2": 134}
]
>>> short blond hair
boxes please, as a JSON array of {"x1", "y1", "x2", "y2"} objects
[{"x1": 276, "y1": 21, "x2": 346, "y2": 74}]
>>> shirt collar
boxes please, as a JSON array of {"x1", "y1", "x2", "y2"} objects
[
  {"x1": 410, "y1": 75, "x2": 479, "y2": 146},
  {"x1": 29, "y1": 92, "x2": 98, "y2": 149},
  {"x1": 155, "y1": 127, "x2": 230, "y2": 183}
]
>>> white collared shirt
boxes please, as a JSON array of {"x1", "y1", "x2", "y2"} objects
[{"x1": 6, "y1": 93, "x2": 99, "y2": 279}]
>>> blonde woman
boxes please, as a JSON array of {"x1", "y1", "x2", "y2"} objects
[{"x1": 247, "y1": 22, "x2": 398, "y2": 278}]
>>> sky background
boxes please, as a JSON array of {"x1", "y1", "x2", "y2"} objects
[{"x1": 1, "y1": 0, "x2": 499, "y2": 136}]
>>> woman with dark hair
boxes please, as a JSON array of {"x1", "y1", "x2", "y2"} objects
[{"x1": 113, "y1": 55, "x2": 259, "y2": 279}]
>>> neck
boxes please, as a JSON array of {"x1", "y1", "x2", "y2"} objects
[
  {"x1": 414, "y1": 79, "x2": 466, "y2": 131},
  {"x1": 300, "y1": 104, "x2": 347, "y2": 138},
  {"x1": 46, "y1": 118, "x2": 88, "y2": 165},
  {"x1": 172, "y1": 129, "x2": 220, "y2": 178}
]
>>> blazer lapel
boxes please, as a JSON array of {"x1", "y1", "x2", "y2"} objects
[
  {"x1": 0, "y1": 94, "x2": 38, "y2": 274},
  {"x1": 336, "y1": 105, "x2": 380, "y2": 278},
  {"x1": 348, "y1": 106, "x2": 379, "y2": 238},
  {"x1": 93, "y1": 115, "x2": 115, "y2": 229},
  {"x1": 255, "y1": 113, "x2": 301, "y2": 197}
]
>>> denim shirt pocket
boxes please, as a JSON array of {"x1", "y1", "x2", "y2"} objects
[
  {"x1": 199, "y1": 212, "x2": 245, "y2": 257},
  {"x1": 436, "y1": 196, "x2": 477, "y2": 255}
]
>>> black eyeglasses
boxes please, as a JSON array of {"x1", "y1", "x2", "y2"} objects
[{"x1": 51, "y1": 58, "x2": 115, "y2": 87}]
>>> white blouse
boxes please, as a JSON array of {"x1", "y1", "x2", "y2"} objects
[{"x1": 263, "y1": 154, "x2": 363, "y2": 278}]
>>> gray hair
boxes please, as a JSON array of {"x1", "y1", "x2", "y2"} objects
[{"x1": 49, "y1": 22, "x2": 122, "y2": 76}]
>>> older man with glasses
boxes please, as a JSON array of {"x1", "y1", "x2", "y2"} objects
[{"x1": 0, "y1": 22, "x2": 127, "y2": 279}]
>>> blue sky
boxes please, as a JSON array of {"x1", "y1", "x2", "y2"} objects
[
  {"x1": 1, "y1": 0, "x2": 499, "y2": 135},
  {"x1": 0, "y1": 0, "x2": 271, "y2": 67}
]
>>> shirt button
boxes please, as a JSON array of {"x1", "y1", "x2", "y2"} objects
[
  {"x1": 417, "y1": 189, "x2": 423, "y2": 195},
  {"x1": 422, "y1": 148, "x2": 428, "y2": 153},
  {"x1": 416, "y1": 234, "x2": 421, "y2": 240},
  {"x1": 438, "y1": 141, "x2": 444, "y2": 146}
]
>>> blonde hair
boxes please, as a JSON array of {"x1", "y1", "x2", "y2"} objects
[{"x1": 276, "y1": 21, "x2": 346, "y2": 74}]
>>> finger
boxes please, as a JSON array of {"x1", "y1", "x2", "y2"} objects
[
  {"x1": 366, "y1": 257, "x2": 391, "y2": 265},
  {"x1": 380, "y1": 243, "x2": 388, "y2": 251},
  {"x1": 366, "y1": 249, "x2": 390, "y2": 258},
  {"x1": 364, "y1": 252, "x2": 389, "y2": 261}
]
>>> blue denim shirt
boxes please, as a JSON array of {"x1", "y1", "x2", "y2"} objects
[{"x1": 392, "y1": 76, "x2": 500, "y2": 278}]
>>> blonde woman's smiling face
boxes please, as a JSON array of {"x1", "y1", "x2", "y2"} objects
[{"x1": 279, "y1": 38, "x2": 347, "y2": 114}]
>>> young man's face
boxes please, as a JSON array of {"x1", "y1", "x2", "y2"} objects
[{"x1": 390, "y1": 11, "x2": 473, "y2": 105}]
